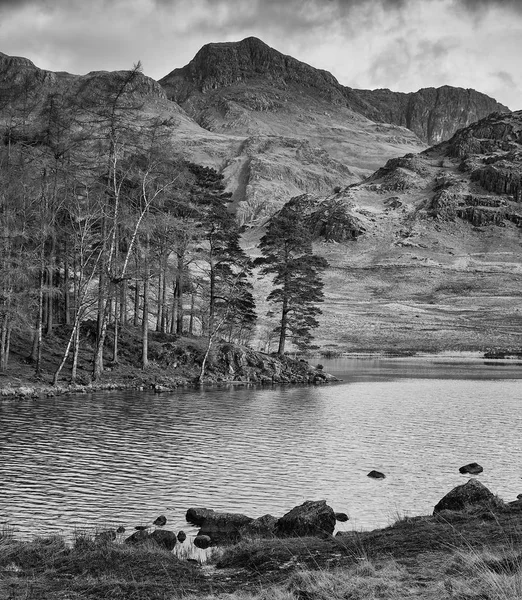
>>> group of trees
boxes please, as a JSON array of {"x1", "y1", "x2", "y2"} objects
[{"x1": 0, "y1": 65, "x2": 328, "y2": 382}]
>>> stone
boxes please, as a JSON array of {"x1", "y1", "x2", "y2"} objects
[
  {"x1": 186, "y1": 507, "x2": 216, "y2": 526},
  {"x1": 459, "y1": 462, "x2": 483, "y2": 475},
  {"x1": 153, "y1": 515, "x2": 167, "y2": 526},
  {"x1": 177, "y1": 530, "x2": 187, "y2": 543},
  {"x1": 124, "y1": 530, "x2": 151, "y2": 545},
  {"x1": 150, "y1": 529, "x2": 177, "y2": 551},
  {"x1": 198, "y1": 511, "x2": 254, "y2": 544},
  {"x1": 276, "y1": 500, "x2": 336, "y2": 538},
  {"x1": 335, "y1": 512, "x2": 349, "y2": 522},
  {"x1": 239, "y1": 514, "x2": 278, "y2": 538},
  {"x1": 116, "y1": 526, "x2": 126, "y2": 534},
  {"x1": 367, "y1": 470, "x2": 386, "y2": 479},
  {"x1": 194, "y1": 535, "x2": 212, "y2": 549},
  {"x1": 433, "y1": 479, "x2": 503, "y2": 513}
]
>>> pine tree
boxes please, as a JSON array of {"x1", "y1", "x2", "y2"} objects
[{"x1": 256, "y1": 197, "x2": 328, "y2": 355}]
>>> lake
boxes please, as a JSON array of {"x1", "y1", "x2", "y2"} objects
[{"x1": 1, "y1": 356, "x2": 521, "y2": 541}]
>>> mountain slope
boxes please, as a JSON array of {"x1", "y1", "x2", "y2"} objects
[{"x1": 277, "y1": 110, "x2": 522, "y2": 353}]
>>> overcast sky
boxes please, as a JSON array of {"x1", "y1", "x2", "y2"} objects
[{"x1": 1, "y1": 0, "x2": 521, "y2": 109}]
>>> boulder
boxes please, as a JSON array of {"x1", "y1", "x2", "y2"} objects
[
  {"x1": 124, "y1": 530, "x2": 151, "y2": 545},
  {"x1": 433, "y1": 479, "x2": 503, "y2": 513},
  {"x1": 194, "y1": 535, "x2": 212, "y2": 549},
  {"x1": 239, "y1": 514, "x2": 278, "y2": 538},
  {"x1": 150, "y1": 529, "x2": 177, "y2": 551},
  {"x1": 198, "y1": 511, "x2": 254, "y2": 544},
  {"x1": 153, "y1": 515, "x2": 167, "y2": 527},
  {"x1": 186, "y1": 507, "x2": 216, "y2": 526},
  {"x1": 367, "y1": 470, "x2": 385, "y2": 479},
  {"x1": 459, "y1": 462, "x2": 483, "y2": 475},
  {"x1": 276, "y1": 500, "x2": 336, "y2": 538},
  {"x1": 335, "y1": 512, "x2": 349, "y2": 522}
]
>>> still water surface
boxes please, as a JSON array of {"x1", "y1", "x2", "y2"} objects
[{"x1": 1, "y1": 357, "x2": 521, "y2": 540}]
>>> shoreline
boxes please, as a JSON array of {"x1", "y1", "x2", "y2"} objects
[{"x1": 2, "y1": 348, "x2": 520, "y2": 399}]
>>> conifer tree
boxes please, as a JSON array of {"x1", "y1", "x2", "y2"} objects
[{"x1": 256, "y1": 197, "x2": 328, "y2": 355}]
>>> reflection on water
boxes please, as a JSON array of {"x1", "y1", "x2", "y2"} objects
[{"x1": 1, "y1": 358, "x2": 521, "y2": 540}]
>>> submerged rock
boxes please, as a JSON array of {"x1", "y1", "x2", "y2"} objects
[
  {"x1": 433, "y1": 479, "x2": 503, "y2": 513},
  {"x1": 276, "y1": 500, "x2": 336, "y2": 538},
  {"x1": 459, "y1": 462, "x2": 483, "y2": 475}
]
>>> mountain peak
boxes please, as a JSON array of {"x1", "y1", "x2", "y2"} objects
[{"x1": 159, "y1": 37, "x2": 341, "y2": 104}]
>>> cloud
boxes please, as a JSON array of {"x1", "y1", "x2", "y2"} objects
[{"x1": 0, "y1": 0, "x2": 521, "y2": 109}]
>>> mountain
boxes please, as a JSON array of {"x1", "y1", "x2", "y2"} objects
[
  {"x1": 277, "y1": 110, "x2": 522, "y2": 353},
  {"x1": 160, "y1": 37, "x2": 508, "y2": 145}
]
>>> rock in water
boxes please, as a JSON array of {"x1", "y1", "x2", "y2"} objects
[
  {"x1": 177, "y1": 530, "x2": 187, "y2": 543},
  {"x1": 239, "y1": 514, "x2": 278, "y2": 538},
  {"x1": 197, "y1": 511, "x2": 253, "y2": 544},
  {"x1": 153, "y1": 515, "x2": 167, "y2": 526},
  {"x1": 194, "y1": 535, "x2": 211, "y2": 549},
  {"x1": 367, "y1": 470, "x2": 386, "y2": 479},
  {"x1": 335, "y1": 512, "x2": 349, "y2": 522},
  {"x1": 433, "y1": 479, "x2": 503, "y2": 513},
  {"x1": 459, "y1": 463, "x2": 483, "y2": 475},
  {"x1": 186, "y1": 507, "x2": 216, "y2": 526},
  {"x1": 150, "y1": 529, "x2": 177, "y2": 550},
  {"x1": 276, "y1": 500, "x2": 336, "y2": 537}
]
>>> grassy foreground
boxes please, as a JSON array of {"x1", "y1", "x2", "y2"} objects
[{"x1": 2, "y1": 504, "x2": 522, "y2": 599}]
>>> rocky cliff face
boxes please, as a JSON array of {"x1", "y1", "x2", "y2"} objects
[
  {"x1": 160, "y1": 37, "x2": 509, "y2": 145},
  {"x1": 354, "y1": 86, "x2": 508, "y2": 145}
]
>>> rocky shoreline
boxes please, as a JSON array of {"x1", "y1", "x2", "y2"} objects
[{"x1": 0, "y1": 344, "x2": 338, "y2": 399}]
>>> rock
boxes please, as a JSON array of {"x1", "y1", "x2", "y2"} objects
[
  {"x1": 153, "y1": 515, "x2": 167, "y2": 527},
  {"x1": 116, "y1": 526, "x2": 126, "y2": 534},
  {"x1": 459, "y1": 462, "x2": 483, "y2": 475},
  {"x1": 367, "y1": 470, "x2": 386, "y2": 479},
  {"x1": 194, "y1": 535, "x2": 212, "y2": 549},
  {"x1": 124, "y1": 530, "x2": 151, "y2": 545},
  {"x1": 518, "y1": 494, "x2": 522, "y2": 500},
  {"x1": 177, "y1": 530, "x2": 187, "y2": 543},
  {"x1": 186, "y1": 507, "x2": 216, "y2": 526},
  {"x1": 335, "y1": 512, "x2": 349, "y2": 522},
  {"x1": 150, "y1": 529, "x2": 177, "y2": 551},
  {"x1": 433, "y1": 479, "x2": 503, "y2": 513},
  {"x1": 134, "y1": 525, "x2": 148, "y2": 531},
  {"x1": 239, "y1": 514, "x2": 278, "y2": 538},
  {"x1": 198, "y1": 510, "x2": 254, "y2": 544},
  {"x1": 276, "y1": 500, "x2": 336, "y2": 538}
]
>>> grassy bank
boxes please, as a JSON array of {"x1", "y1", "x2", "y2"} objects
[{"x1": 2, "y1": 503, "x2": 522, "y2": 599}]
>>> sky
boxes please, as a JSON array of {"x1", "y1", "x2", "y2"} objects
[{"x1": 0, "y1": 0, "x2": 521, "y2": 109}]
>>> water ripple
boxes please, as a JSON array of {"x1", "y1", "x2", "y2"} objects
[{"x1": 1, "y1": 358, "x2": 522, "y2": 539}]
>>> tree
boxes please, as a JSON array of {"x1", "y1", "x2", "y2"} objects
[{"x1": 256, "y1": 196, "x2": 328, "y2": 355}]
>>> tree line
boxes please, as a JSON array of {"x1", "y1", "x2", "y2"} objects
[{"x1": 0, "y1": 64, "x2": 327, "y2": 382}]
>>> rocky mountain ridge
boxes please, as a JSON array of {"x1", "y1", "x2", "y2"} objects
[{"x1": 160, "y1": 36, "x2": 508, "y2": 145}]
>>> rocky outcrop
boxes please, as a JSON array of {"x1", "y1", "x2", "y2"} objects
[
  {"x1": 276, "y1": 500, "x2": 336, "y2": 538},
  {"x1": 433, "y1": 479, "x2": 503, "y2": 513},
  {"x1": 355, "y1": 86, "x2": 508, "y2": 145}
]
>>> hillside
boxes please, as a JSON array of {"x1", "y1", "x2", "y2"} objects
[
  {"x1": 160, "y1": 37, "x2": 507, "y2": 222},
  {"x1": 283, "y1": 111, "x2": 522, "y2": 353}
]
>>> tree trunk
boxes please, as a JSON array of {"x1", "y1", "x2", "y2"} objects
[
  {"x1": 112, "y1": 292, "x2": 119, "y2": 363},
  {"x1": 133, "y1": 281, "x2": 140, "y2": 327},
  {"x1": 141, "y1": 235, "x2": 149, "y2": 370},
  {"x1": 277, "y1": 297, "x2": 289, "y2": 356},
  {"x1": 156, "y1": 271, "x2": 163, "y2": 332},
  {"x1": 71, "y1": 325, "x2": 80, "y2": 384}
]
